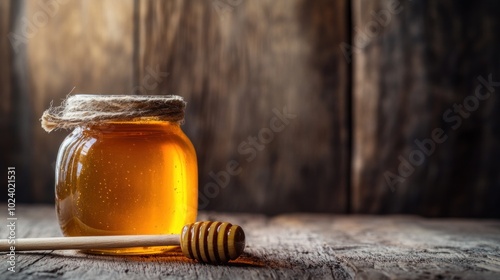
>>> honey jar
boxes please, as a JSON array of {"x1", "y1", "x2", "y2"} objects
[{"x1": 42, "y1": 95, "x2": 198, "y2": 254}]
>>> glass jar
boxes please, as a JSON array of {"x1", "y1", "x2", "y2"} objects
[{"x1": 52, "y1": 95, "x2": 197, "y2": 255}]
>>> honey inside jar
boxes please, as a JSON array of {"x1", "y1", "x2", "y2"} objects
[{"x1": 55, "y1": 120, "x2": 198, "y2": 255}]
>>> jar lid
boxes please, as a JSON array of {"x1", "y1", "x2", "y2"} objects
[{"x1": 41, "y1": 94, "x2": 186, "y2": 132}]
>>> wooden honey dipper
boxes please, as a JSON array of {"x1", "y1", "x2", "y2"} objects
[{"x1": 0, "y1": 221, "x2": 245, "y2": 264}]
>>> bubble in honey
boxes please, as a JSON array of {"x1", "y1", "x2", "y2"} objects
[{"x1": 55, "y1": 121, "x2": 198, "y2": 254}]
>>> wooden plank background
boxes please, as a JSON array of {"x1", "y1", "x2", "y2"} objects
[
  {"x1": 0, "y1": 0, "x2": 11, "y2": 187},
  {"x1": 136, "y1": 0, "x2": 350, "y2": 213},
  {"x1": 0, "y1": 0, "x2": 499, "y2": 217},
  {"x1": 352, "y1": 0, "x2": 500, "y2": 217},
  {"x1": 1, "y1": 0, "x2": 135, "y2": 202}
]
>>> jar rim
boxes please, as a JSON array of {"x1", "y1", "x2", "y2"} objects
[{"x1": 41, "y1": 94, "x2": 186, "y2": 132}]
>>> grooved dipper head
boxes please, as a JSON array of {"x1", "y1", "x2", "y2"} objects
[{"x1": 180, "y1": 221, "x2": 245, "y2": 264}]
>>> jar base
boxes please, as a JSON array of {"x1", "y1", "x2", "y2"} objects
[{"x1": 81, "y1": 246, "x2": 176, "y2": 255}]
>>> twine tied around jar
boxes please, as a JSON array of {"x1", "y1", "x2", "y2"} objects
[{"x1": 41, "y1": 95, "x2": 186, "y2": 132}]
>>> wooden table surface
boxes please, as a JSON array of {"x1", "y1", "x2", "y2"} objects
[{"x1": 1, "y1": 205, "x2": 499, "y2": 279}]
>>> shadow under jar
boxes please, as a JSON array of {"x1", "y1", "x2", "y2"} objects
[{"x1": 51, "y1": 95, "x2": 198, "y2": 255}]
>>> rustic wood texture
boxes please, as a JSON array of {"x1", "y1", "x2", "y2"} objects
[
  {"x1": 2, "y1": 0, "x2": 500, "y2": 218},
  {"x1": 0, "y1": 0, "x2": 350, "y2": 215},
  {"x1": 0, "y1": 0, "x2": 12, "y2": 183},
  {"x1": 1, "y1": 205, "x2": 500, "y2": 279},
  {"x1": 6, "y1": 0, "x2": 135, "y2": 202},
  {"x1": 0, "y1": 0, "x2": 10, "y2": 115},
  {"x1": 352, "y1": 0, "x2": 500, "y2": 217},
  {"x1": 136, "y1": 0, "x2": 350, "y2": 214}
]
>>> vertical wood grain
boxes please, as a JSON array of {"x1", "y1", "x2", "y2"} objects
[
  {"x1": 4, "y1": 0, "x2": 35, "y2": 202},
  {"x1": 136, "y1": 0, "x2": 350, "y2": 213},
  {"x1": 0, "y1": 0, "x2": 12, "y2": 185},
  {"x1": 5, "y1": 0, "x2": 498, "y2": 217},
  {"x1": 352, "y1": 0, "x2": 500, "y2": 217},
  {"x1": 12, "y1": 0, "x2": 134, "y2": 202},
  {"x1": 0, "y1": 1, "x2": 10, "y2": 113}
]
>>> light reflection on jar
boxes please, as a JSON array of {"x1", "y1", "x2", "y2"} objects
[{"x1": 55, "y1": 120, "x2": 198, "y2": 255}]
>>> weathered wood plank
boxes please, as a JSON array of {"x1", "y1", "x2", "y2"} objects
[
  {"x1": 0, "y1": 0, "x2": 10, "y2": 114},
  {"x1": 352, "y1": 0, "x2": 500, "y2": 217},
  {"x1": 3, "y1": 0, "x2": 500, "y2": 219},
  {"x1": 0, "y1": 0, "x2": 12, "y2": 181},
  {"x1": 136, "y1": 0, "x2": 350, "y2": 214},
  {"x1": 2, "y1": 206, "x2": 500, "y2": 279},
  {"x1": 8, "y1": 0, "x2": 135, "y2": 202}
]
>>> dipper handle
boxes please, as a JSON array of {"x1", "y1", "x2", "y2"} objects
[{"x1": 0, "y1": 221, "x2": 245, "y2": 264}]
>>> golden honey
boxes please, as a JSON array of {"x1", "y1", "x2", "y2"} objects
[{"x1": 55, "y1": 120, "x2": 197, "y2": 254}]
